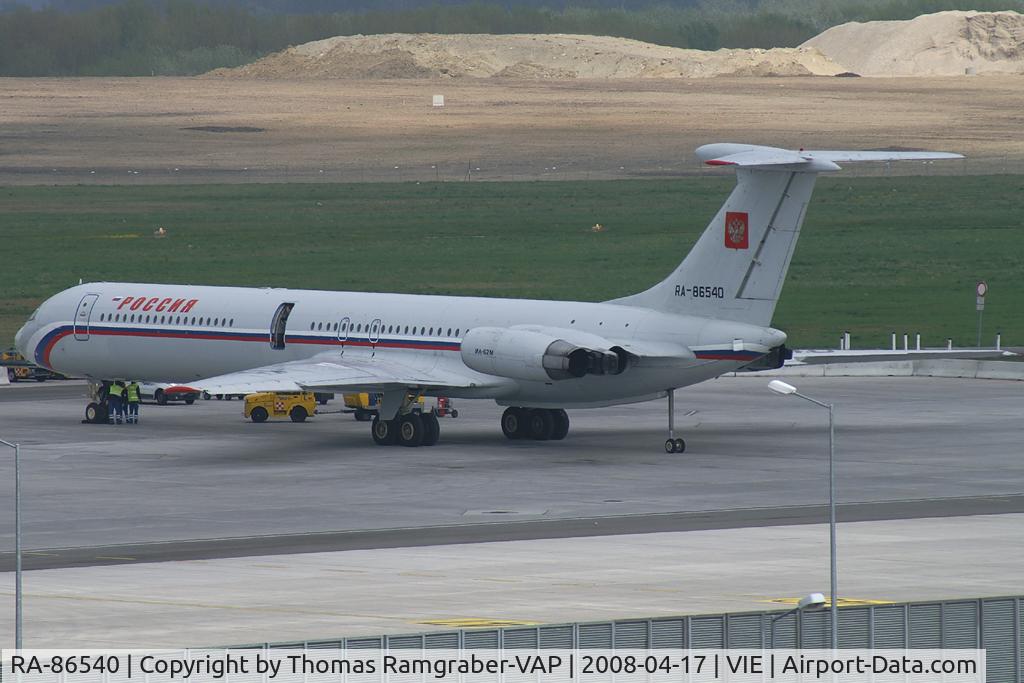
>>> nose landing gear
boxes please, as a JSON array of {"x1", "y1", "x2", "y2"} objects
[
  {"x1": 664, "y1": 388, "x2": 686, "y2": 453},
  {"x1": 82, "y1": 380, "x2": 112, "y2": 424},
  {"x1": 85, "y1": 401, "x2": 108, "y2": 424}
]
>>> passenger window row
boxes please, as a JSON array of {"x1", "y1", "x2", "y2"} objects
[
  {"x1": 98, "y1": 312, "x2": 234, "y2": 328},
  {"x1": 309, "y1": 320, "x2": 461, "y2": 338}
]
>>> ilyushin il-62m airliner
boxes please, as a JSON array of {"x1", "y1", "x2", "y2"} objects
[{"x1": 15, "y1": 144, "x2": 962, "y2": 452}]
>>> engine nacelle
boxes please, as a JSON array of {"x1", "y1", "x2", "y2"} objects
[
  {"x1": 461, "y1": 327, "x2": 623, "y2": 382},
  {"x1": 736, "y1": 344, "x2": 793, "y2": 372}
]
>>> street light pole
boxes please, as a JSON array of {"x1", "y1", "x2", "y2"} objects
[
  {"x1": 767, "y1": 381, "x2": 838, "y2": 649},
  {"x1": 827, "y1": 403, "x2": 837, "y2": 650},
  {"x1": 769, "y1": 611, "x2": 790, "y2": 649},
  {"x1": 1, "y1": 438, "x2": 21, "y2": 649}
]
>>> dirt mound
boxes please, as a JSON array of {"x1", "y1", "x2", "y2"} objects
[
  {"x1": 802, "y1": 10, "x2": 1024, "y2": 76},
  {"x1": 208, "y1": 33, "x2": 844, "y2": 79}
]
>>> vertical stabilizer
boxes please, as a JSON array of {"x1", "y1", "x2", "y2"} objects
[{"x1": 610, "y1": 143, "x2": 963, "y2": 327}]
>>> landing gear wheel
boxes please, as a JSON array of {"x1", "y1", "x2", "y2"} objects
[
  {"x1": 398, "y1": 413, "x2": 425, "y2": 447},
  {"x1": 155, "y1": 389, "x2": 168, "y2": 405},
  {"x1": 290, "y1": 405, "x2": 308, "y2": 423},
  {"x1": 526, "y1": 408, "x2": 555, "y2": 440},
  {"x1": 185, "y1": 397, "x2": 195, "y2": 405},
  {"x1": 450, "y1": 409, "x2": 459, "y2": 418},
  {"x1": 501, "y1": 407, "x2": 527, "y2": 440},
  {"x1": 202, "y1": 391, "x2": 211, "y2": 400},
  {"x1": 550, "y1": 409, "x2": 570, "y2": 440},
  {"x1": 250, "y1": 407, "x2": 269, "y2": 423},
  {"x1": 664, "y1": 438, "x2": 686, "y2": 453},
  {"x1": 371, "y1": 416, "x2": 399, "y2": 446},
  {"x1": 422, "y1": 412, "x2": 440, "y2": 446},
  {"x1": 85, "y1": 402, "x2": 108, "y2": 424}
]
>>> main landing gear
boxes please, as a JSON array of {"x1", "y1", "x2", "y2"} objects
[
  {"x1": 501, "y1": 407, "x2": 570, "y2": 441},
  {"x1": 371, "y1": 411, "x2": 441, "y2": 448},
  {"x1": 664, "y1": 388, "x2": 686, "y2": 453}
]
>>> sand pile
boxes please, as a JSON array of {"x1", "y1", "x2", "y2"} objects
[
  {"x1": 209, "y1": 33, "x2": 844, "y2": 79},
  {"x1": 802, "y1": 10, "x2": 1024, "y2": 76}
]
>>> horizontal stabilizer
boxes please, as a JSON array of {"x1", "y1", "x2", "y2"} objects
[
  {"x1": 789, "y1": 347, "x2": 1018, "y2": 366},
  {"x1": 804, "y1": 150, "x2": 964, "y2": 163},
  {"x1": 696, "y1": 143, "x2": 962, "y2": 171},
  {"x1": 699, "y1": 145, "x2": 813, "y2": 168}
]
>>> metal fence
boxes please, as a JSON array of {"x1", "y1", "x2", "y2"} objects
[{"x1": 245, "y1": 595, "x2": 1022, "y2": 682}]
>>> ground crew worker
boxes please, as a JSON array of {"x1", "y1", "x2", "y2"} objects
[
  {"x1": 125, "y1": 380, "x2": 141, "y2": 424},
  {"x1": 107, "y1": 381, "x2": 125, "y2": 425},
  {"x1": 96, "y1": 381, "x2": 111, "y2": 423}
]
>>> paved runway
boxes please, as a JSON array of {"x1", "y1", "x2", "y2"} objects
[{"x1": 0, "y1": 376, "x2": 1022, "y2": 558}]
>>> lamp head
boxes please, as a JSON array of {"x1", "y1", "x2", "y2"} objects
[
  {"x1": 768, "y1": 380, "x2": 798, "y2": 396},
  {"x1": 798, "y1": 593, "x2": 827, "y2": 611}
]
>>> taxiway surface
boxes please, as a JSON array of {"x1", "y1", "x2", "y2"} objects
[
  {"x1": 2, "y1": 514, "x2": 1021, "y2": 647},
  {"x1": 0, "y1": 375, "x2": 1021, "y2": 562}
]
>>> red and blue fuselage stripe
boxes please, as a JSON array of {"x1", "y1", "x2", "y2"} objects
[
  {"x1": 34, "y1": 324, "x2": 462, "y2": 370},
  {"x1": 34, "y1": 323, "x2": 758, "y2": 371}
]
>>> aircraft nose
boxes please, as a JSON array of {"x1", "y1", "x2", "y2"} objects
[{"x1": 14, "y1": 321, "x2": 34, "y2": 360}]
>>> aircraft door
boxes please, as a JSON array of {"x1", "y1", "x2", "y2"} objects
[
  {"x1": 73, "y1": 294, "x2": 99, "y2": 341},
  {"x1": 270, "y1": 302, "x2": 295, "y2": 350},
  {"x1": 337, "y1": 316, "x2": 350, "y2": 354},
  {"x1": 368, "y1": 318, "x2": 382, "y2": 354}
]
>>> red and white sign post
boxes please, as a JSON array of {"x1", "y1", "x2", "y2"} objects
[{"x1": 975, "y1": 281, "x2": 988, "y2": 347}]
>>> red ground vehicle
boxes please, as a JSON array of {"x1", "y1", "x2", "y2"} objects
[{"x1": 435, "y1": 397, "x2": 459, "y2": 418}]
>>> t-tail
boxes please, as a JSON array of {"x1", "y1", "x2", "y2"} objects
[{"x1": 611, "y1": 143, "x2": 963, "y2": 326}]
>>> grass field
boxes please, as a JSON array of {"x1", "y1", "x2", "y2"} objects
[{"x1": 3, "y1": 175, "x2": 1021, "y2": 350}]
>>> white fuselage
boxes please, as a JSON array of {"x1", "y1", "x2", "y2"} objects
[{"x1": 16, "y1": 282, "x2": 784, "y2": 408}]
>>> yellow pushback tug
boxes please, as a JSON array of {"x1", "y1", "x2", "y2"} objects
[{"x1": 244, "y1": 392, "x2": 316, "y2": 423}]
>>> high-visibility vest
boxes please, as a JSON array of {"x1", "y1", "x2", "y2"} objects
[
  {"x1": 108, "y1": 384, "x2": 124, "y2": 398},
  {"x1": 126, "y1": 383, "x2": 140, "y2": 402}
]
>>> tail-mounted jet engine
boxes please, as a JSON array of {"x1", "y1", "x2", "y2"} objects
[
  {"x1": 461, "y1": 327, "x2": 627, "y2": 382},
  {"x1": 737, "y1": 344, "x2": 793, "y2": 371}
]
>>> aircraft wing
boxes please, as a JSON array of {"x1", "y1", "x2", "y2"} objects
[{"x1": 174, "y1": 351, "x2": 499, "y2": 397}]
